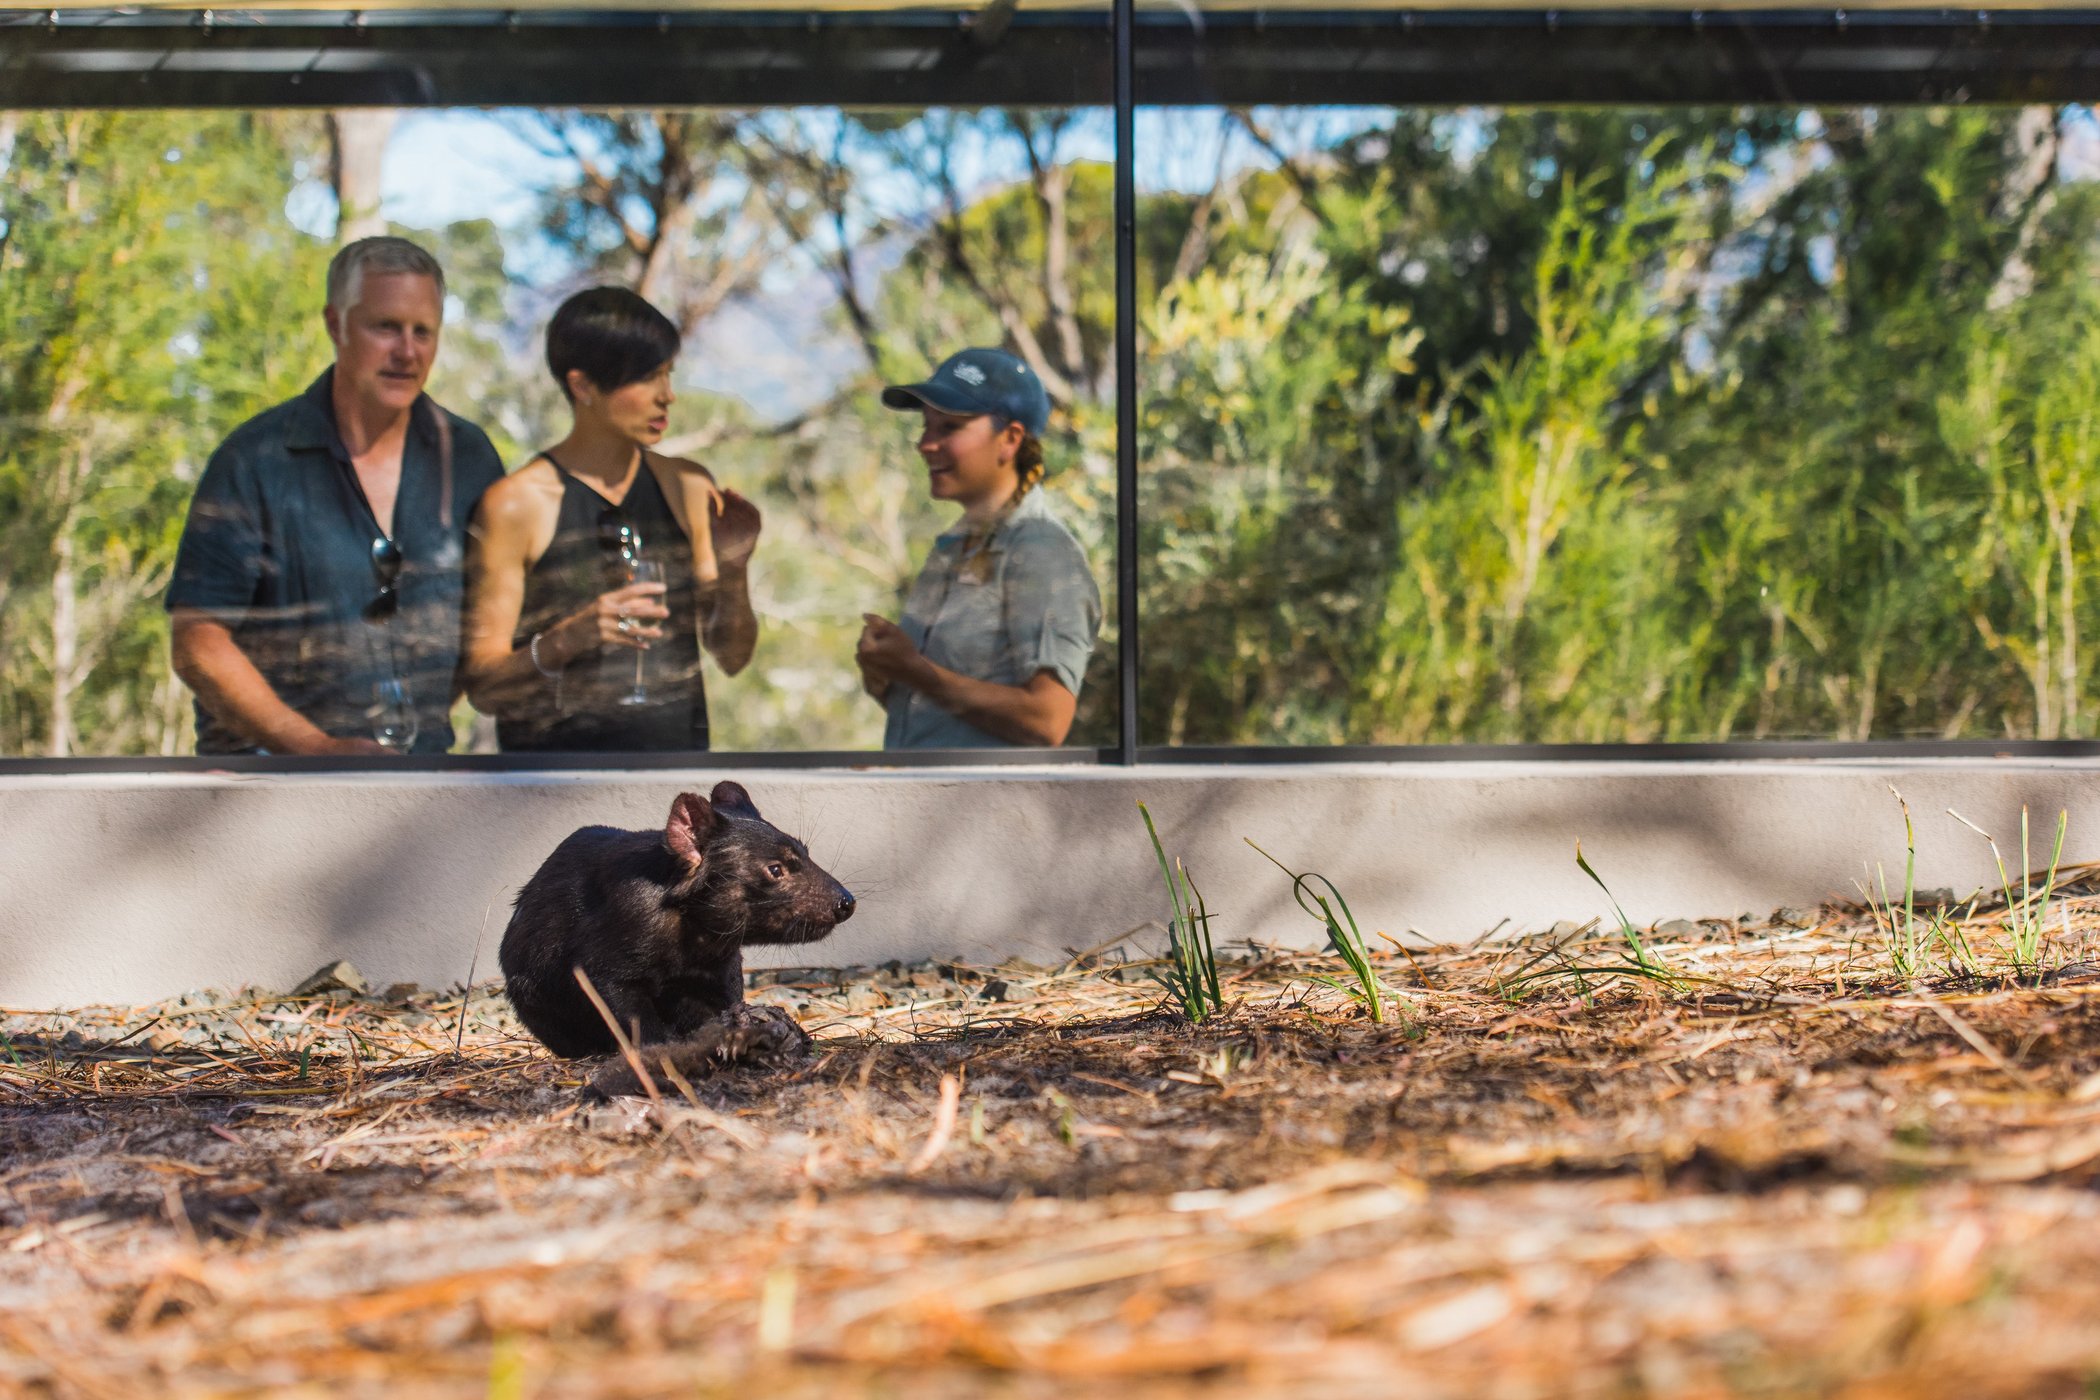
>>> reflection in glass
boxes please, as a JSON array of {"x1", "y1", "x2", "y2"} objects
[
  {"x1": 621, "y1": 559, "x2": 669, "y2": 709},
  {"x1": 463, "y1": 289, "x2": 730, "y2": 754},
  {"x1": 1137, "y1": 104, "x2": 2100, "y2": 745},
  {"x1": 864, "y1": 348, "x2": 1105, "y2": 749},
  {"x1": 369, "y1": 679, "x2": 419, "y2": 754},
  {"x1": 158, "y1": 236, "x2": 500, "y2": 758},
  {"x1": 1, "y1": 103, "x2": 1115, "y2": 757}
]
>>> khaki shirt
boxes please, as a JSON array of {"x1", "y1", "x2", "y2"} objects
[{"x1": 883, "y1": 489, "x2": 1103, "y2": 749}]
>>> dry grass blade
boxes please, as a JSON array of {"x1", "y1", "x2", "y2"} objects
[
  {"x1": 906, "y1": 1073, "x2": 963, "y2": 1174},
  {"x1": 455, "y1": 898, "x2": 495, "y2": 1057},
  {"x1": 570, "y1": 965, "x2": 661, "y2": 1108},
  {"x1": 1905, "y1": 995, "x2": 2044, "y2": 1093}
]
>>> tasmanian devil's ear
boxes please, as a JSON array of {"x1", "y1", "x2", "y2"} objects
[
  {"x1": 664, "y1": 791, "x2": 716, "y2": 872},
  {"x1": 709, "y1": 780, "x2": 762, "y2": 822}
]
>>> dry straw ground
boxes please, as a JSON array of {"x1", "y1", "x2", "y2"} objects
[{"x1": 10, "y1": 871, "x2": 2100, "y2": 1397}]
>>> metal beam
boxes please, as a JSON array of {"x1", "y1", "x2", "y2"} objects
[
  {"x1": 1114, "y1": 0, "x2": 1140, "y2": 766},
  {"x1": 12, "y1": 7, "x2": 2100, "y2": 108}
]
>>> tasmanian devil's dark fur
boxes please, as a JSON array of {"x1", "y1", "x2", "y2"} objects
[{"x1": 499, "y1": 782, "x2": 854, "y2": 1072}]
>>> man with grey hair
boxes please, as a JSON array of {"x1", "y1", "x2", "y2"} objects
[{"x1": 166, "y1": 235, "x2": 505, "y2": 754}]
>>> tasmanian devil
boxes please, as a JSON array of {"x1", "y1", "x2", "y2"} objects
[{"x1": 500, "y1": 781, "x2": 854, "y2": 1089}]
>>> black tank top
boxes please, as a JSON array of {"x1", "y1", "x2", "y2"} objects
[{"x1": 498, "y1": 453, "x2": 709, "y2": 753}]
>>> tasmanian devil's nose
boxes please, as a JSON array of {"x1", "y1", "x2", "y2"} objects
[{"x1": 834, "y1": 891, "x2": 857, "y2": 922}]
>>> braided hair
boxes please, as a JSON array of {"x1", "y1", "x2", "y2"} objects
[
  {"x1": 956, "y1": 420, "x2": 1048, "y2": 580},
  {"x1": 1011, "y1": 427, "x2": 1046, "y2": 499}
]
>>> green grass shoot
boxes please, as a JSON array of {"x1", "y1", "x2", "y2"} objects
[
  {"x1": 1864, "y1": 789, "x2": 1928, "y2": 980},
  {"x1": 1571, "y1": 841, "x2": 1679, "y2": 985},
  {"x1": 1245, "y1": 840, "x2": 1384, "y2": 1022},
  {"x1": 1501, "y1": 843, "x2": 1683, "y2": 995},
  {"x1": 1949, "y1": 804, "x2": 2070, "y2": 974},
  {"x1": 487, "y1": 1332, "x2": 528, "y2": 1400},
  {"x1": 1863, "y1": 787, "x2": 1973, "y2": 981},
  {"x1": 1138, "y1": 802, "x2": 1224, "y2": 1024}
]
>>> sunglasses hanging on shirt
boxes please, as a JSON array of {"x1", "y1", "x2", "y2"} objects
[
  {"x1": 363, "y1": 536, "x2": 403, "y2": 623},
  {"x1": 599, "y1": 508, "x2": 644, "y2": 591},
  {"x1": 599, "y1": 508, "x2": 639, "y2": 563}
]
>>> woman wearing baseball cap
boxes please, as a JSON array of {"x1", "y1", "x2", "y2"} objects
[{"x1": 858, "y1": 347, "x2": 1103, "y2": 748}]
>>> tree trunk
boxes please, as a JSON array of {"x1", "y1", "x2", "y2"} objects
[
  {"x1": 2031, "y1": 555, "x2": 2057, "y2": 738},
  {"x1": 1986, "y1": 106, "x2": 2061, "y2": 313},
  {"x1": 48, "y1": 526, "x2": 77, "y2": 759},
  {"x1": 1036, "y1": 163, "x2": 1087, "y2": 391},
  {"x1": 2056, "y1": 513, "x2": 2080, "y2": 738},
  {"x1": 158, "y1": 656, "x2": 187, "y2": 757},
  {"x1": 329, "y1": 111, "x2": 398, "y2": 244}
]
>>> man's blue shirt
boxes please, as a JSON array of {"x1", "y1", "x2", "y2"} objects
[{"x1": 165, "y1": 370, "x2": 504, "y2": 754}]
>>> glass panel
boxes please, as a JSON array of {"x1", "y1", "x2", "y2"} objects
[
  {"x1": 1, "y1": 40, "x2": 1115, "y2": 757},
  {"x1": 1137, "y1": 24, "x2": 2100, "y2": 744}
]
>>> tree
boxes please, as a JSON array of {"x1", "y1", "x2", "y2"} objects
[
  {"x1": 0, "y1": 112, "x2": 329, "y2": 755},
  {"x1": 329, "y1": 110, "x2": 396, "y2": 243}
]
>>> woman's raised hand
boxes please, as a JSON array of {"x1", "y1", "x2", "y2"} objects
[
  {"x1": 855, "y1": 614, "x2": 894, "y2": 702},
  {"x1": 856, "y1": 613, "x2": 924, "y2": 684},
  {"x1": 683, "y1": 476, "x2": 762, "y2": 585},
  {"x1": 710, "y1": 488, "x2": 762, "y2": 572}
]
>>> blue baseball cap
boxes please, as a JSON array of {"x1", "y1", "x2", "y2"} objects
[{"x1": 882, "y1": 347, "x2": 1050, "y2": 438}]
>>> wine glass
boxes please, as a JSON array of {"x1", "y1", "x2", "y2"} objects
[
  {"x1": 370, "y1": 678, "x2": 419, "y2": 753},
  {"x1": 620, "y1": 559, "x2": 666, "y2": 706}
]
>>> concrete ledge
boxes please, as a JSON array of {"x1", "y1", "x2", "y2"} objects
[{"x1": 4, "y1": 758, "x2": 2098, "y2": 1007}]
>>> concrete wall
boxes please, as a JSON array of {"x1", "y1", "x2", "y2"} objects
[{"x1": 3, "y1": 758, "x2": 2098, "y2": 1007}]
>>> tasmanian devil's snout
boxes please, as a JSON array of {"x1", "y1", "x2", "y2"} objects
[
  {"x1": 498, "y1": 781, "x2": 853, "y2": 1063},
  {"x1": 704, "y1": 816, "x2": 857, "y2": 946}
]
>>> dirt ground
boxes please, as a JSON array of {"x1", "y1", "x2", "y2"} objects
[{"x1": 10, "y1": 886, "x2": 2100, "y2": 1398}]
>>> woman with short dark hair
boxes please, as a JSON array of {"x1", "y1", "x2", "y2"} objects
[{"x1": 462, "y1": 287, "x2": 760, "y2": 751}]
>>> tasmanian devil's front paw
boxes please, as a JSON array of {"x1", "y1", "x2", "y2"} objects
[
  {"x1": 669, "y1": 1009, "x2": 812, "y2": 1072},
  {"x1": 583, "y1": 1008, "x2": 813, "y2": 1098},
  {"x1": 723, "y1": 1000, "x2": 815, "y2": 1054}
]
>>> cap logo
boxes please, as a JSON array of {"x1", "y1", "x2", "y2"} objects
[{"x1": 953, "y1": 364, "x2": 987, "y2": 386}]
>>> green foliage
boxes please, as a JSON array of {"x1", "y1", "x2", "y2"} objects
[
  {"x1": 0, "y1": 111, "x2": 330, "y2": 755},
  {"x1": 1863, "y1": 789, "x2": 1969, "y2": 982},
  {"x1": 1940, "y1": 293, "x2": 2100, "y2": 739},
  {"x1": 1950, "y1": 804, "x2": 2071, "y2": 975},
  {"x1": 1140, "y1": 242, "x2": 1417, "y2": 741},
  {"x1": 17, "y1": 103, "x2": 2100, "y2": 756},
  {"x1": 1137, "y1": 801, "x2": 1224, "y2": 1024},
  {"x1": 1361, "y1": 157, "x2": 1710, "y2": 740},
  {"x1": 1245, "y1": 839, "x2": 1386, "y2": 1021},
  {"x1": 1138, "y1": 105, "x2": 2100, "y2": 747},
  {"x1": 1499, "y1": 842, "x2": 1682, "y2": 997}
]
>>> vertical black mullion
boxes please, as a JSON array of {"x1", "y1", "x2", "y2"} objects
[{"x1": 1113, "y1": 0, "x2": 1140, "y2": 766}]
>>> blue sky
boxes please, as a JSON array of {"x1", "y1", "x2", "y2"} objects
[
  {"x1": 370, "y1": 106, "x2": 1387, "y2": 240},
  {"x1": 347, "y1": 105, "x2": 1392, "y2": 416},
  {"x1": 329, "y1": 103, "x2": 2100, "y2": 420}
]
